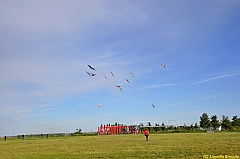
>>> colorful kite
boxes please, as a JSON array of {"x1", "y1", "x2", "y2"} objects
[
  {"x1": 130, "y1": 72, "x2": 135, "y2": 81},
  {"x1": 87, "y1": 64, "x2": 96, "y2": 71},
  {"x1": 130, "y1": 72, "x2": 134, "y2": 77},
  {"x1": 160, "y1": 63, "x2": 165, "y2": 68},
  {"x1": 86, "y1": 71, "x2": 96, "y2": 77},
  {"x1": 115, "y1": 85, "x2": 122, "y2": 93}
]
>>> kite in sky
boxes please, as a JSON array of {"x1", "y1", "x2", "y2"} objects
[
  {"x1": 129, "y1": 72, "x2": 135, "y2": 81},
  {"x1": 86, "y1": 71, "x2": 96, "y2": 77},
  {"x1": 98, "y1": 104, "x2": 104, "y2": 108},
  {"x1": 152, "y1": 103, "x2": 155, "y2": 109},
  {"x1": 87, "y1": 64, "x2": 96, "y2": 71},
  {"x1": 110, "y1": 72, "x2": 115, "y2": 77},
  {"x1": 126, "y1": 79, "x2": 129, "y2": 83},
  {"x1": 130, "y1": 72, "x2": 134, "y2": 77},
  {"x1": 115, "y1": 85, "x2": 122, "y2": 93},
  {"x1": 160, "y1": 63, "x2": 165, "y2": 68},
  {"x1": 102, "y1": 73, "x2": 107, "y2": 79}
]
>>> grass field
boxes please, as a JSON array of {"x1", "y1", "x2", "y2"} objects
[{"x1": 1, "y1": 132, "x2": 240, "y2": 159}]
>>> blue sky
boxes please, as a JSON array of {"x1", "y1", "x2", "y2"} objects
[{"x1": 1, "y1": 0, "x2": 240, "y2": 136}]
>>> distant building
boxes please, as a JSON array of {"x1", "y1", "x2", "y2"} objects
[{"x1": 216, "y1": 126, "x2": 221, "y2": 131}]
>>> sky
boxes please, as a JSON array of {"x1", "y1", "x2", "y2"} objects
[{"x1": 0, "y1": 0, "x2": 240, "y2": 136}]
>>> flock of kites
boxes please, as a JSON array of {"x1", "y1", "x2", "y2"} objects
[
  {"x1": 85, "y1": 64, "x2": 133, "y2": 92},
  {"x1": 85, "y1": 63, "x2": 166, "y2": 109}
]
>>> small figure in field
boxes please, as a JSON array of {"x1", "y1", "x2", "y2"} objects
[
  {"x1": 4, "y1": 136, "x2": 7, "y2": 141},
  {"x1": 46, "y1": 134, "x2": 48, "y2": 138},
  {"x1": 144, "y1": 128, "x2": 149, "y2": 142},
  {"x1": 22, "y1": 134, "x2": 24, "y2": 140}
]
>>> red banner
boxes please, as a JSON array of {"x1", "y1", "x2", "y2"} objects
[{"x1": 98, "y1": 125, "x2": 140, "y2": 135}]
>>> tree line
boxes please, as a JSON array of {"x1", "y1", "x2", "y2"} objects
[
  {"x1": 96, "y1": 114, "x2": 240, "y2": 134},
  {"x1": 200, "y1": 113, "x2": 240, "y2": 130}
]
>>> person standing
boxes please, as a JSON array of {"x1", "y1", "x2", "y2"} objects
[{"x1": 144, "y1": 128, "x2": 149, "y2": 142}]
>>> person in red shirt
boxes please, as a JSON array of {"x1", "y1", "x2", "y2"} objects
[{"x1": 144, "y1": 128, "x2": 149, "y2": 142}]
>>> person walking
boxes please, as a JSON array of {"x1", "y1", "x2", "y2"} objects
[{"x1": 144, "y1": 128, "x2": 149, "y2": 142}]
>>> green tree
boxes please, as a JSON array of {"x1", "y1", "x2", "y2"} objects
[
  {"x1": 221, "y1": 115, "x2": 231, "y2": 130},
  {"x1": 194, "y1": 122, "x2": 199, "y2": 129},
  {"x1": 200, "y1": 113, "x2": 211, "y2": 129},
  {"x1": 183, "y1": 123, "x2": 187, "y2": 128},
  {"x1": 231, "y1": 115, "x2": 240, "y2": 126},
  {"x1": 161, "y1": 123, "x2": 165, "y2": 131},
  {"x1": 210, "y1": 115, "x2": 220, "y2": 130},
  {"x1": 147, "y1": 122, "x2": 151, "y2": 126},
  {"x1": 75, "y1": 128, "x2": 82, "y2": 134},
  {"x1": 190, "y1": 124, "x2": 194, "y2": 130},
  {"x1": 169, "y1": 125, "x2": 174, "y2": 131}
]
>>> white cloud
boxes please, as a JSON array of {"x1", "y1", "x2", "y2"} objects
[
  {"x1": 161, "y1": 93, "x2": 231, "y2": 110},
  {"x1": 161, "y1": 101, "x2": 191, "y2": 109},
  {"x1": 144, "y1": 83, "x2": 179, "y2": 89},
  {"x1": 197, "y1": 93, "x2": 230, "y2": 101},
  {"x1": 189, "y1": 72, "x2": 240, "y2": 86}
]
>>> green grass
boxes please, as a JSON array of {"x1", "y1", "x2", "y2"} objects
[{"x1": 1, "y1": 132, "x2": 240, "y2": 159}]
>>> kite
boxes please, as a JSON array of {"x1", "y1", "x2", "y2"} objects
[
  {"x1": 130, "y1": 72, "x2": 134, "y2": 77},
  {"x1": 98, "y1": 104, "x2": 104, "y2": 108},
  {"x1": 160, "y1": 63, "x2": 165, "y2": 68},
  {"x1": 102, "y1": 73, "x2": 107, "y2": 79},
  {"x1": 152, "y1": 103, "x2": 155, "y2": 109},
  {"x1": 86, "y1": 71, "x2": 96, "y2": 77},
  {"x1": 87, "y1": 64, "x2": 96, "y2": 71},
  {"x1": 213, "y1": 96, "x2": 216, "y2": 100},
  {"x1": 130, "y1": 72, "x2": 135, "y2": 81},
  {"x1": 126, "y1": 79, "x2": 129, "y2": 83},
  {"x1": 110, "y1": 72, "x2": 115, "y2": 77},
  {"x1": 115, "y1": 85, "x2": 122, "y2": 93}
]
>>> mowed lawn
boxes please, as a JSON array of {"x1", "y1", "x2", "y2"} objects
[{"x1": 1, "y1": 132, "x2": 240, "y2": 159}]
